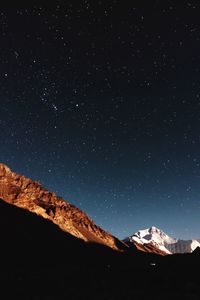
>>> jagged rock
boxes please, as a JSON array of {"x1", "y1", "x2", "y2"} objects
[{"x1": 0, "y1": 163, "x2": 126, "y2": 251}]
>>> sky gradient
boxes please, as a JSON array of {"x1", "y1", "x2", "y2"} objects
[{"x1": 1, "y1": 1, "x2": 200, "y2": 239}]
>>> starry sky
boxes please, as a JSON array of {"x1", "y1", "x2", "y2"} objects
[{"x1": 1, "y1": 1, "x2": 200, "y2": 240}]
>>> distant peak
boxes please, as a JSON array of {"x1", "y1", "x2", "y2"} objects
[{"x1": 149, "y1": 226, "x2": 161, "y2": 233}]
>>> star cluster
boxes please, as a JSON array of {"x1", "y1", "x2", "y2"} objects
[{"x1": 1, "y1": 1, "x2": 200, "y2": 239}]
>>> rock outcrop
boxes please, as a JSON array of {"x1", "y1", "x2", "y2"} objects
[{"x1": 0, "y1": 163, "x2": 126, "y2": 251}]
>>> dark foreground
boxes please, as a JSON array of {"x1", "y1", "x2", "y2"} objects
[{"x1": 0, "y1": 199, "x2": 200, "y2": 300}]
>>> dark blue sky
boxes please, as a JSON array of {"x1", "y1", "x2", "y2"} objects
[{"x1": 1, "y1": 1, "x2": 200, "y2": 239}]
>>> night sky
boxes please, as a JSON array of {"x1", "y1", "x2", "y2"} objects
[{"x1": 1, "y1": 1, "x2": 200, "y2": 240}]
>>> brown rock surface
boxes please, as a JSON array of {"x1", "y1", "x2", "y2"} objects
[
  {"x1": 0, "y1": 163, "x2": 126, "y2": 251},
  {"x1": 126, "y1": 239, "x2": 168, "y2": 256},
  {"x1": 134, "y1": 241, "x2": 168, "y2": 255}
]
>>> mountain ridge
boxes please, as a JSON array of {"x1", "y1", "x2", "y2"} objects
[
  {"x1": 1, "y1": 163, "x2": 200, "y2": 298},
  {"x1": 0, "y1": 163, "x2": 126, "y2": 251}
]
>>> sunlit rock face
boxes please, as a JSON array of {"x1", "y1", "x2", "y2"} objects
[{"x1": 0, "y1": 163, "x2": 126, "y2": 251}]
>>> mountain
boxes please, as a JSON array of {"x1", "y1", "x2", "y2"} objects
[
  {"x1": 125, "y1": 238, "x2": 168, "y2": 256},
  {"x1": 0, "y1": 197, "x2": 88, "y2": 269},
  {"x1": 125, "y1": 226, "x2": 200, "y2": 254},
  {"x1": 0, "y1": 163, "x2": 126, "y2": 251},
  {"x1": 0, "y1": 197, "x2": 133, "y2": 298},
  {"x1": 1, "y1": 198, "x2": 200, "y2": 299},
  {"x1": 2, "y1": 164, "x2": 200, "y2": 298}
]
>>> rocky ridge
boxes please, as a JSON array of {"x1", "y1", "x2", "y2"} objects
[
  {"x1": 0, "y1": 163, "x2": 125, "y2": 251},
  {"x1": 127, "y1": 239, "x2": 168, "y2": 256}
]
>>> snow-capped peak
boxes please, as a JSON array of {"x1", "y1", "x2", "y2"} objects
[
  {"x1": 128, "y1": 226, "x2": 200, "y2": 254},
  {"x1": 129, "y1": 226, "x2": 175, "y2": 254}
]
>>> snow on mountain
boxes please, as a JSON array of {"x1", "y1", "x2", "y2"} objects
[{"x1": 127, "y1": 226, "x2": 200, "y2": 254}]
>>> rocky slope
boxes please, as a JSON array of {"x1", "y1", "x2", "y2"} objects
[{"x1": 0, "y1": 163, "x2": 125, "y2": 251}]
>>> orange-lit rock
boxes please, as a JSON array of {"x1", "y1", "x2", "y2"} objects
[{"x1": 0, "y1": 163, "x2": 126, "y2": 251}]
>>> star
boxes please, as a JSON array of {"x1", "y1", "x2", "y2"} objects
[
  {"x1": 52, "y1": 103, "x2": 58, "y2": 112},
  {"x1": 14, "y1": 51, "x2": 19, "y2": 59}
]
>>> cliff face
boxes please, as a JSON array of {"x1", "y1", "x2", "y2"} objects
[{"x1": 0, "y1": 163, "x2": 125, "y2": 251}]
